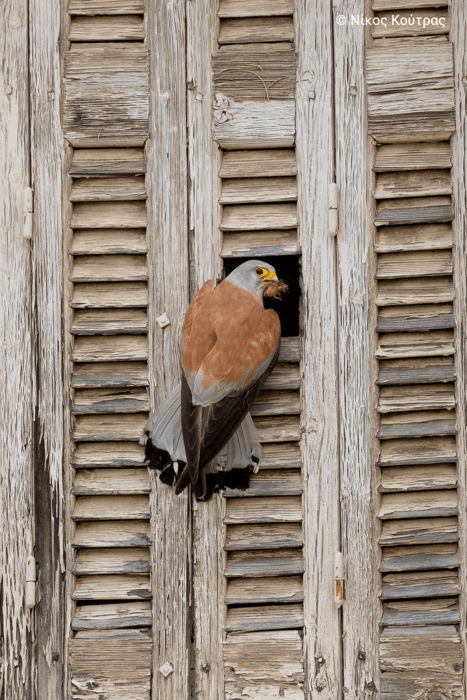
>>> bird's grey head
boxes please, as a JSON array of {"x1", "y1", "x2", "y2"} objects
[{"x1": 225, "y1": 260, "x2": 279, "y2": 304}]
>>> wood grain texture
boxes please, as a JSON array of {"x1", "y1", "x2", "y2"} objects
[
  {"x1": 74, "y1": 468, "x2": 150, "y2": 495},
  {"x1": 379, "y1": 625, "x2": 462, "y2": 674},
  {"x1": 221, "y1": 230, "x2": 299, "y2": 257},
  {"x1": 214, "y1": 99, "x2": 295, "y2": 149},
  {"x1": 70, "y1": 148, "x2": 146, "y2": 176},
  {"x1": 69, "y1": 0, "x2": 146, "y2": 13},
  {"x1": 146, "y1": 0, "x2": 192, "y2": 696},
  {"x1": 72, "y1": 362, "x2": 149, "y2": 388},
  {"x1": 72, "y1": 335, "x2": 148, "y2": 362},
  {"x1": 376, "y1": 304, "x2": 454, "y2": 333},
  {"x1": 213, "y1": 44, "x2": 296, "y2": 101},
  {"x1": 218, "y1": 0, "x2": 295, "y2": 17},
  {"x1": 64, "y1": 44, "x2": 149, "y2": 147},
  {"x1": 73, "y1": 494, "x2": 150, "y2": 520},
  {"x1": 250, "y1": 390, "x2": 300, "y2": 416},
  {"x1": 219, "y1": 17, "x2": 294, "y2": 44},
  {"x1": 366, "y1": 43, "x2": 455, "y2": 142},
  {"x1": 378, "y1": 357, "x2": 455, "y2": 385},
  {"x1": 376, "y1": 250, "x2": 452, "y2": 279},
  {"x1": 372, "y1": 9, "x2": 450, "y2": 39},
  {"x1": 374, "y1": 142, "x2": 452, "y2": 172},
  {"x1": 379, "y1": 490, "x2": 458, "y2": 519},
  {"x1": 380, "y1": 517, "x2": 458, "y2": 547},
  {"x1": 223, "y1": 631, "x2": 304, "y2": 700},
  {"x1": 374, "y1": 196, "x2": 453, "y2": 226},
  {"x1": 382, "y1": 598, "x2": 460, "y2": 627},
  {"x1": 69, "y1": 632, "x2": 152, "y2": 699},
  {"x1": 71, "y1": 229, "x2": 148, "y2": 256},
  {"x1": 380, "y1": 543, "x2": 459, "y2": 573},
  {"x1": 374, "y1": 223, "x2": 453, "y2": 253},
  {"x1": 220, "y1": 176, "x2": 297, "y2": 204},
  {"x1": 225, "y1": 496, "x2": 302, "y2": 523},
  {"x1": 71, "y1": 309, "x2": 148, "y2": 335},
  {"x1": 260, "y1": 442, "x2": 302, "y2": 469},
  {"x1": 73, "y1": 413, "x2": 148, "y2": 441},
  {"x1": 224, "y1": 522, "x2": 303, "y2": 550},
  {"x1": 378, "y1": 436, "x2": 457, "y2": 466},
  {"x1": 380, "y1": 672, "x2": 463, "y2": 700},
  {"x1": 70, "y1": 175, "x2": 147, "y2": 202},
  {"x1": 381, "y1": 570, "x2": 459, "y2": 600},
  {"x1": 72, "y1": 574, "x2": 151, "y2": 601},
  {"x1": 71, "y1": 201, "x2": 147, "y2": 228},
  {"x1": 224, "y1": 469, "x2": 302, "y2": 497},
  {"x1": 73, "y1": 520, "x2": 151, "y2": 548},
  {"x1": 68, "y1": 15, "x2": 145, "y2": 42},
  {"x1": 254, "y1": 415, "x2": 301, "y2": 441},
  {"x1": 220, "y1": 149, "x2": 297, "y2": 178},
  {"x1": 372, "y1": 0, "x2": 451, "y2": 7},
  {"x1": 221, "y1": 204, "x2": 297, "y2": 230},
  {"x1": 225, "y1": 603, "x2": 304, "y2": 632},
  {"x1": 374, "y1": 169, "x2": 451, "y2": 199},
  {"x1": 74, "y1": 547, "x2": 150, "y2": 575},
  {"x1": 71, "y1": 254, "x2": 148, "y2": 282},
  {"x1": 376, "y1": 277, "x2": 455, "y2": 306},
  {"x1": 225, "y1": 576, "x2": 303, "y2": 604},
  {"x1": 379, "y1": 464, "x2": 457, "y2": 492},
  {"x1": 72, "y1": 282, "x2": 148, "y2": 309},
  {"x1": 74, "y1": 441, "x2": 147, "y2": 467},
  {"x1": 72, "y1": 601, "x2": 152, "y2": 630},
  {"x1": 225, "y1": 549, "x2": 304, "y2": 577},
  {"x1": 378, "y1": 384, "x2": 455, "y2": 413},
  {"x1": 377, "y1": 409, "x2": 456, "y2": 440},
  {"x1": 0, "y1": 0, "x2": 34, "y2": 695}
]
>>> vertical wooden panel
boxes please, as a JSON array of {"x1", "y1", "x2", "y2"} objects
[
  {"x1": 334, "y1": 0, "x2": 381, "y2": 694},
  {"x1": 295, "y1": 0, "x2": 341, "y2": 697},
  {"x1": 146, "y1": 1, "x2": 191, "y2": 698},
  {"x1": 0, "y1": 1, "x2": 34, "y2": 697},
  {"x1": 29, "y1": 0, "x2": 67, "y2": 695},
  {"x1": 187, "y1": 1, "x2": 225, "y2": 696},
  {"x1": 450, "y1": 0, "x2": 467, "y2": 690}
]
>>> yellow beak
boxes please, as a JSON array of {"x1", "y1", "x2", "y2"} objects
[{"x1": 262, "y1": 270, "x2": 279, "y2": 284}]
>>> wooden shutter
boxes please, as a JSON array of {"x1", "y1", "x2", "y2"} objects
[
  {"x1": 366, "y1": 3, "x2": 465, "y2": 696},
  {"x1": 63, "y1": 3, "x2": 152, "y2": 697}
]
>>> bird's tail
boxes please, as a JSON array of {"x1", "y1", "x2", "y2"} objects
[{"x1": 140, "y1": 384, "x2": 263, "y2": 500}]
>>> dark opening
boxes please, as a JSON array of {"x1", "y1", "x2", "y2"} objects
[{"x1": 223, "y1": 255, "x2": 301, "y2": 337}]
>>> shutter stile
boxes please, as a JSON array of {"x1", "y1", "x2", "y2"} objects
[
  {"x1": 64, "y1": 4, "x2": 152, "y2": 698},
  {"x1": 367, "y1": 6, "x2": 464, "y2": 696}
]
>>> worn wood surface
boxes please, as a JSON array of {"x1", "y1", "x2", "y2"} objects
[
  {"x1": 68, "y1": 15, "x2": 145, "y2": 42},
  {"x1": 225, "y1": 603, "x2": 304, "y2": 632},
  {"x1": 224, "y1": 522, "x2": 303, "y2": 550},
  {"x1": 379, "y1": 464, "x2": 457, "y2": 492},
  {"x1": 376, "y1": 277, "x2": 455, "y2": 306},
  {"x1": 214, "y1": 99, "x2": 295, "y2": 149},
  {"x1": 220, "y1": 149, "x2": 297, "y2": 177},
  {"x1": 380, "y1": 543, "x2": 459, "y2": 573},
  {"x1": 218, "y1": 0, "x2": 295, "y2": 17},
  {"x1": 375, "y1": 196, "x2": 453, "y2": 226},
  {"x1": 380, "y1": 517, "x2": 458, "y2": 547},
  {"x1": 379, "y1": 436, "x2": 457, "y2": 466},
  {"x1": 72, "y1": 230, "x2": 149, "y2": 256},
  {"x1": 381, "y1": 570, "x2": 459, "y2": 600},
  {"x1": 378, "y1": 383, "x2": 455, "y2": 413},
  {"x1": 376, "y1": 304, "x2": 454, "y2": 333},
  {"x1": 374, "y1": 222, "x2": 453, "y2": 252},
  {"x1": 376, "y1": 250, "x2": 452, "y2": 279},
  {"x1": 379, "y1": 490, "x2": 458, "y2": 519},
  {"x1": 225, "y1": 576, "x2": 303, "y2": 604},
  {"x1": 69, "y1": 0, "x2": 146, "y2": 14},
  {"x1": 73, "y1": 521, "x2": 151, "y2": 548},
  {"x1": 382, "y1": 598, "x2": 460, "y2": 627},
  {"x1": 72, "y1": 602, "x2": 152, "y2": 631},
  {"x1": 72, "y1": 282, "x2": 149, "y2": 309},
  {"x1": 374, "y1": 169, "x2": 451, "y2": 199},
  {"x1": 374, "y1": 143, "x2": 452, "y2": 172},
  {"x1": 72, "y1": 335, "x2": 148, "y2": 362},
  {"x1": 378, "y1": 357, "x2": 455, "y2": 385},
  {"x1": 379, "y1": 625, "x2": 463, "y2": 673},
  {"x1": 71, "y1": 308, "x2": 148, "y2": 335},
  {"x1": 70, "y1": 148, "x2": 146, "y2": 176},
  {"x1": 219, "y1": 17, "x2": 294, "y2": 44},
  {"x1": 70, "y1": 175, "x2": 147, "y2": 202},
  {"x1": 225, "y1": 549, "x2": 304, "y2": 577},
  {"x1": 74, "y1": 547, "x2": 151, "y2": 574},
  {"x1": 372, "y1": 9, "x2": 450, "y2": 39},
  {"x1": 73, "y1": 441, "x2": 146, "y2": 467}
]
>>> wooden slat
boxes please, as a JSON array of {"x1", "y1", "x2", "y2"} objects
[
  {"x1": 372, "y1": 0, "x2": 452, "y2": 9},
  {"x1": 366, "y1": 44, "x2": 455, "y2": 142},
  {"x1": 71, "y1": 255, "x2": 148, "y2": 283},
  {"x1": 74, "y1": 548, "x2": 150, "y2": 575},
  {"x1": 378, "y1": 384, "x2": 455, "y2": 413},
  {"x1": 72, "y1": 362, "x2": 149, "y2": 389},
  {"x1": 225, "y1": 523, "x2": 303, "y2": 550},
  {"x1": 379, "y1": 464, "x2": 457, "y2": 493},
  {"x1": 378, "y1": 410, "x2": 456, "y2": 440},
  {"x1": 74, "y1": 469, "x2": 150, "y2": 495},
  {"x1": 221, "y1": 230, "x2": 299, "y2": 257},
  {"x1": 220, "y1": 203, "x2": 297, "y2": 230},
  {"x1": 214, "y1": 100, "x2": 295, "y2": 149},
  {"x1": 72, "y1": 282, "x2": 148, "y2": 309},
  {"x1": 225, "y1": 604, "x2": 303, "y2": 633},
  {"x1": 73, "y1": 574, "x2": 151, "y2": 601},
  {"x1": 70, "y1": 148, "x2": 146, "y2": 176},
  {"x1": 72, "y1": 229, "x2": 148, "y2": 255},
  {"x1": 69, "y1": 633, "x2": 152, "y2": 698},
  {"x1": 71, "y1": 201, "x2": 147, "y2": 229},
  {"x1": 376, "y1": 278, "x2": 455, "y2": 306},
  {"x1": 71, "y1": 309, "x2": 148, "y2": 335},
  {"x1": 253, "y1": 415, "x2": 301, "y2": 442},
  {"x1": 378, "y1": 436, "x2": 457, "y2": 466},
  {"x1": 220, "y1": 177, "x2": 297, "y2": 204},
  {"x1": 220, "y1": 149, "x2": 297, "y2": 178},
  {"x1": 73, "y1": 413, "x2": 147, "y2": 442},
  {"x1": 261, "y1": 442, "x2": 301, "y2": 469},
  {"x1": 374, "y1": 223, "x2": 453, "y2": 253},
  {"x1": 372, "y1": 10, "x2": 450, "y2": 39},
  {"x1": 379, "y1": 490, "x2": 457, "y2": 519},
  {"x1": 250, "y1": 390, "x2": 300, "y2": 416},
  {"x1": 375, "y1": 331, "x2": 454, "y2": 360},
  {"x1": 72, "y1": 335, "x2": 148, "y2": 362},
  {"x1": 378, "y1": 357, "x2": 455, "y2": 386},
  {"x1": 73, "y1": 520, "x2": 151, "y2": 548},
  {"x1": 224, "y1": 470, "x2": 302, "y2": 497},
  {"x1": 213, "y1": 45, "x2": 296, "y2": 101},
  {"x1": 70, "y1": 175, "x2": 146, "y2": 203},
  {"x1": 374, "y1": 197, "x2": 453, "y2": 226},
  {"x1": 73, "y1": 495, "x2": 150, "y2": 520},
  {"x1": 382, "y1": 598, "x2": 460, "y2": 627},
  {"x1": 374, "y1": 170, "x2": 451, "y2": 199},
  {"x1": 69, "y1": 0, "x2": 146, "y2": 14},
  {"x1": 376, "y1": 250, "x2": 452, "y2": 279},
  {"x1": 379, "y1": 626, "x2": 462, "y2": 674},
  {"x1": 381, "y1": 672, "x2": 463, "y2": 700},
  {"x1": 381, "y1": 570, "x2": 459, "y2": 600},
  {"x1": 74, "y1": 441, "x2": 146, "y2": 468},
  {"x1": 72, "y1": 601, "x2": 151, "y2": 631},
  {"x1": 376, "y1": 305, "x2": 454, "y2": 333},
  {"x1": 225, "y1": 576, "x2": 303, "y2": 604},
  {"x1": 380, "y1": 517, "x2": 458, "y2": 547},
  {"x1": 73, "y1": 388, "x2": 149, "y2": 415},
  {"x1": 374, "y1": 143, "x2": 452, "y2": 172},
  {"x1": 223, "y1": 631, "x2": 304, "y2": 698},
  {"x1": 225, "y1": 549, "x2": 304, "y2": 577},
  {"x1": 64, "y1": 44, "x2": 149, "y2": 148},
  {"x1": 224, "y1": 496, "x2": 302, "y2": 524},
  {"x1": 68, "y1": 16, "x2": 145, "y2": 42},
  {"x1": 218, "y1": 0, "x2": 295, "y2": 18},
  {"x1": 218, "y1": 17, "x2": 294, "y2": 44},
  {"x1": 380, "y1": 543, "x2": 459, "y2": 573},
  {"x1": 263, "y1": 363, "x2": 300, "y2": 391}
]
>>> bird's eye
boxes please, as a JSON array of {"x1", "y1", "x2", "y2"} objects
[{"x1": 255, "y1": 267, "x2": 266, "y2": 277}]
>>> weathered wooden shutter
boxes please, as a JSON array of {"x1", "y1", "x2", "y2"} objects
[
  {"x1": 366, "y1": 1, "x2": 465, "y2": 696},
  {"x1": 63, "y1": 3, "x2": 153, "y2": 697}
]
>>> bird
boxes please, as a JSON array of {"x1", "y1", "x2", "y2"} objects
[{"x1": 141, "y1": 260, "x2": 287, "y2": 501}]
